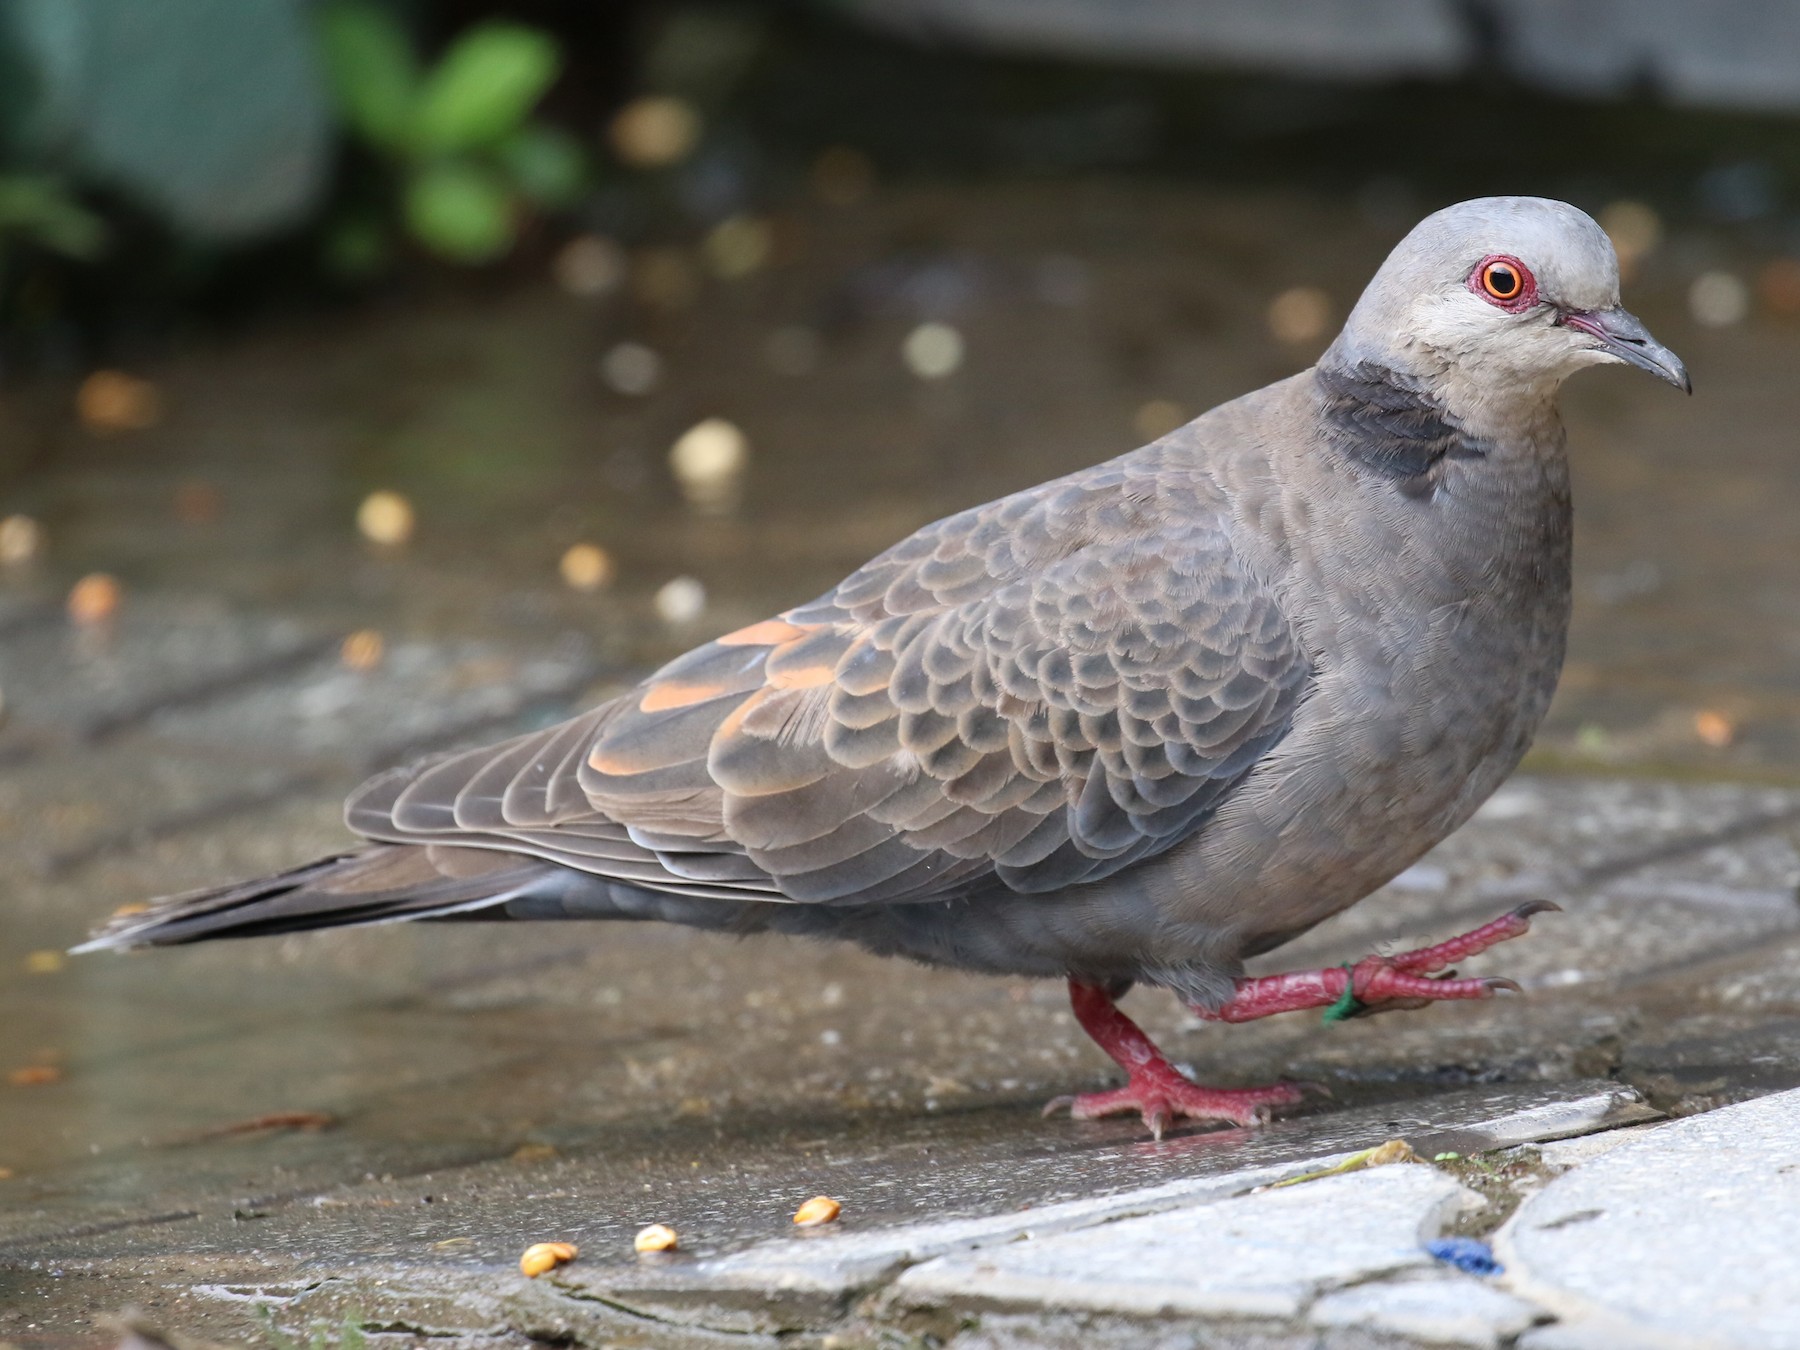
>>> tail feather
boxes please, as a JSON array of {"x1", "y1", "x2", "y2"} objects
[{"x1": 74, "y1": 845, "x2": 556, "y2": 952}]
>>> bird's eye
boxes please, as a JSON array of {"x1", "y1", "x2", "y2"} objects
[
  {"x1": 1469, "y1": 254, "x2": 1536, "y2": 311},
  {"x1": 1481, "y1": 263, "x2": 1520, "y2": 299}
]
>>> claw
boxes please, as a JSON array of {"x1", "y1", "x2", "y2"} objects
[{"x1": 1484, "y1": 976, "x2": 1523, "y2": 995}]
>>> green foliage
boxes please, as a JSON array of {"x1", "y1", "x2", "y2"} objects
[
  {"x1": 316, "y1": 1, "x2": 420, "y2": 154},
  {"x1": 1, "y1": 0, "x2": 332, "y2": 241},
  {"x1": 0, "y1": 175, "x2": 105, "y2": 259},
  {"x1": 405, "y1": 161, "x2": 513, "y2": 262},
  {"x1": 497, "y1": 126, "x2": 587, "y2": 208},
  {"x1": 413, "y1": 23, "x2": 561, "y2": 154},
  {"x1": 315, "y1": 1, "x2": 584, "y2": 267}
]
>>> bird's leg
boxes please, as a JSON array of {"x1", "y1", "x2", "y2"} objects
[
  {"x1": 1044, "y1": 903, "x2": 1555, "y2": 1138},
  {"x1": 1043, "y1": 979, "x2": 1307, "y2": 1139},
  {"x1": 1197, "y1": 901, "x2": 1559, "y2": 1025}
]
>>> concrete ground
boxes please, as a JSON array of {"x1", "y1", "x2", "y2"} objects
[{"x1": 4, "y1": 178, "x2": 1800, "y2": 1348}]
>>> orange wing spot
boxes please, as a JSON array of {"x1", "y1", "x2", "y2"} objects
[
  {"x1": 768, "y1": 663, "x2": 836, "y2": 690},
  {"x1": 717, "y1": 618, "x2": 809, "y2": 647},
  {"x1": 711, "y1": 688, "x2": 769, "y2": 743},
  {"x1": 587, "y1": 746, "x2": 644, "y2": 775},
  {"x1": 639, "y1": 680, "x2": 731, "y2": 712}
]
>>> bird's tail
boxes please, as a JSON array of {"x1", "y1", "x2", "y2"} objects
[{"x1": 73, "y1": 844, "x2": 557, "y2": 952}]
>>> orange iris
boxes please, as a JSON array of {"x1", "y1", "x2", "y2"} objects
[{"x1": 1481, "y1": 262, "x2": 1522, "y2": 301}]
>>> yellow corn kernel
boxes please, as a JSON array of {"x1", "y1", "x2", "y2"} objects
[
  {"x1": 518, "y1": 1241, "x2": 578, "y2": 1277},
  {"x1": 633, "y1": 1223, "x2": 679, "y2": 1253},
  {"x1": 792, "y1": 1195, "x2": 842, "y2": 1228}
]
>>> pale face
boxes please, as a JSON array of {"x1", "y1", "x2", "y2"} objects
[{"x1": 1338, "y1": 197, "x2": 1688, "y2": 399}]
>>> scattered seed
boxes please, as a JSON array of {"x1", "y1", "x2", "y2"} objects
[
  {"x1": 560, "y1": 543, "x2": 615, "y2": 592},
  {"x1": 25, "y1": 951, "x2": 64, "y2": 975},
  {"x1": 511, "y1": 1143, "x2": 558, "y2": 1163},
  {"x1": 67, "y1": 573, "x2": 121, "y2": 626},
  {"x1": 111, "y1": 901, "x2": 151, "y2": 918},
  {"x1": 519, "y1": 1240, "x2": 579, "y2": 1277},
  {"x1": 341, "y1": 630, "x2": 385, "y2": 672},
  {"x1": 670, "y1": 418, "x2": 747, "y2": 512},
  {"x1": 902, "y1": 322, "x2": 964, "y2": 380},
  {"x1": 0, "y1": 1167, "x2": 13, "y2": 1180},
  {"x1": 1267, "y1": 286, "x2": 1332, "y2": 343},
  {"x1": 357, "y1": 490, "x2": 414, "y2": 546},
  {"x1": 8, "y1": 1065, "x2": 62, "y2": 1087},
  {"x1": 76, "y1": 370, "x2": 161, "y2": 434},
  {"x1": 654, "y1": 576, "x2": 707, "y2": 625},
  {"x1": 633, "y1": 1223, "x2": 679, "y2": 1254},
  {"x1": 554, "y1": 235, "x2": 626, "y2": 298},
  {"x1": 792, "y1": 1195, "x2": 842, "y2": 1228},
  {"x1": 1694, "y1": 709, "x2": 1735, "y2": 748},
  {"x1": 0, "y1": 514, "x2": 43, "y2": 565},
  {"x1": 609, "y1": 96, "x2": 700, "y2": 168}
]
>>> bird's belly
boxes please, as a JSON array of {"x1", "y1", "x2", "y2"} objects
[{"x1": 1198, "y1": 599, "x2": 1568, "y2": 959}]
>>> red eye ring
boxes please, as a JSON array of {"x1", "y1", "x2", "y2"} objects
[{"x1": 1469, "y1": 254, "x2": 1537, "y2": 312}]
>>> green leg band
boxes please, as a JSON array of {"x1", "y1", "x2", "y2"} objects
[{"x1": 1322, "y1": 964, "x2": 1364, "y2": 1024}]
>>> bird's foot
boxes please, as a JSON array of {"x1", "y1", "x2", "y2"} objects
[
  {"x1": 1202, "y1": 901, "x2": 1561, "y2": 1024},
  {"x1": 1045, "y1": 1072, "x2": 1307, "y2": 1140},
  {"x1": 1049, "y1": 978, "x2": 1311, "y2": 1139}
]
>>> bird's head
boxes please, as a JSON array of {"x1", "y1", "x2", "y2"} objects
[{"x1": 1326, "y1": 196, "x2": 1689, "y2": 417}]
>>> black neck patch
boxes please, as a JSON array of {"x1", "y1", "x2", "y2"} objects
[{"x1": 1315, "y1": 362, "x2": 1488, "y2": 496}]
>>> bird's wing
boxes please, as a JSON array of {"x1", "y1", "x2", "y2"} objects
[{"x1": 350, "y1": 454, "x2": 1312, "y2": 904}]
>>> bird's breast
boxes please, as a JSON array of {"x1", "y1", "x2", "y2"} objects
[{"x1": 1174, "y1": 431, "x2": 1574, "y2": 952}]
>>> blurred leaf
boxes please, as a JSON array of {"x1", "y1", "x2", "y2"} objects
[
  {"x1": 3, "y1": 0, "x2": 331, "y2": 240},
  {"x1": 413, "y1": 22, "x2": 560, "y2": 154},
  {"x1": 404, "y1": 160, "x2": 513, "y2": 262},
  {"x1": 322, "y1": 213, "x2": 390, "y2": 279},
  {"x1": 0, "y1": 174, "x2": 105, "y2": 258},
  {"x1": 316, "y1": 0, "x2": 420, "y2": 153},
  {"x1": 496, "y1": 125, "x2": 586, "y2": 208}
]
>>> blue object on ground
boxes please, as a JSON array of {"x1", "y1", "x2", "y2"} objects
[{"x1": 1426, "y1": 1236, "x2": 1503, "y2": 1276}]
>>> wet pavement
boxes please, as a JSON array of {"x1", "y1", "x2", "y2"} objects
[{"x1": 3, "y1": 177, "x2": 1800, "y2": 1346}]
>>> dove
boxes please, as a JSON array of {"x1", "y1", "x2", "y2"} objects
[{"x1": 81, "y1": 197, "x2": 1688, "y2": 1138}]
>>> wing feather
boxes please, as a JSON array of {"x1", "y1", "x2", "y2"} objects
[{"x1": 347, "y1": 444, "x2": 1311, "y2": 909}]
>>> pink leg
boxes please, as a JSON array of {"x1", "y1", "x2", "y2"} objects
[
  {"x1": 1043, "y1": 980, "x2": 1307, "y2": 1139},
  {"x1": 1047, "y1": 902, "x2": 1557, "y2": 1138},
  {"x1": 1199, "y1": 901, "x2": 1559, "y2": 1024}
]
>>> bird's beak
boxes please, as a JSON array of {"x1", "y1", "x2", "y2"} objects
[{"x1": 1558, "y1": 306, "x2": 1692, "y2": 393}]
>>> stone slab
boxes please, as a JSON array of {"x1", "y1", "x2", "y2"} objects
[
  {"x1": 1309, "y1": 1275, "x2": 1543, "y2": 1348},
  {"x1": 892, "y1": 1163, "x2": 1472, "y2": 1320},
  {"x1": 1499, "y1": 1087, "x2": 1800, "y2": 1350},
  {"x1": 586, "y1": 1083, "x2": 1649, "y2": 1310}
]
